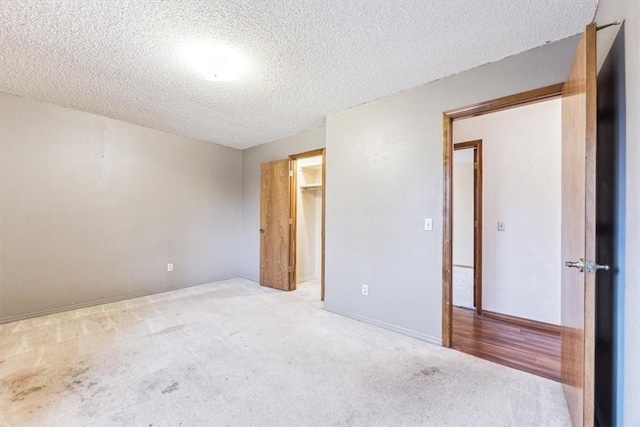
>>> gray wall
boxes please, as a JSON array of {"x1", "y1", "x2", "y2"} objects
[
  {"x1": 0, "y1": 92, "x2": 242, "y2": 322},
  {"x1": 594, "y1": 1, "x2": 640, "y2": 425},
  {"x1": 323, "y1": 37, "x2": 580, "y2": 344},
  {"x1": 240, "y1": 127, "x2": 325, "y2": 281}
]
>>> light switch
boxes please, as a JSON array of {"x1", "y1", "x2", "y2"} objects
[
  {"x1": 497, "y1": 221, "x2": 506, "y2": 231},
  {"x1": 424, "y1": 218, "x2": 433, "y2": 231}
]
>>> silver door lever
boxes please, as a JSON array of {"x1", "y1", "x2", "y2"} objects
[{"x1": 565, "y1": 259, "x2": 584, "y2": 272}]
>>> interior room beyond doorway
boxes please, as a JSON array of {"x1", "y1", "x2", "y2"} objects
[
  {"x1": 453, "y1": 144, "x2": 480, "y2": 312},
  {"x1": 448, "y1": 94, "x2": 563, "y2": 381}
]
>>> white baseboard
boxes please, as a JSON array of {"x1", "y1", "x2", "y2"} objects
[{"x1": 323, "y1": 305, "x2": 442, "y2": 346}]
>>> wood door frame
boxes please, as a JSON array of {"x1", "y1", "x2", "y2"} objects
[
  {"x1": 441, "y1": 83, "x2": 563, "y2": 348},
  {"x1": 453, "y1": 139, "x2": 483, "y2": 314},
  {"x1": 289, "y1": 148, "x2": 326, "y2": 300}
]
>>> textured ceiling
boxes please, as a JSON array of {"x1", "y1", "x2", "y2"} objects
[{"x1": 0, "y1": 0, "x2": 597, "y2": 149}]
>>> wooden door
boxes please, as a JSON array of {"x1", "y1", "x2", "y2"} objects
[
  {"x1": 561, "y1": 23, "x2": 598, "y2": 427},
  {"x1": 260, "y1": 159, "x2": 293, "y2": 290}
]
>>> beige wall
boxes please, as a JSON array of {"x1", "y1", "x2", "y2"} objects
[
  {"x1": 0, "y1": 93, "x2": 242, "y2": 322},
  {"x1": 454, "y1": 98, "x2": 562, "y2": 325},
  {"x1": 323, "y1": 36, "x2": 579, "y2": 344}
]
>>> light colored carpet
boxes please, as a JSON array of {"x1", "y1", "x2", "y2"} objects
[
  {"x1": 0, "y1": 278, "x2": 570, "y2": 426},
  {"x1": 453, "y1": 266, "x2": 475, "y2": 309}
]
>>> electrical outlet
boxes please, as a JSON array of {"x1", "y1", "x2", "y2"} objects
[
  {"x1": 167, "y1": 263, "x2": 174, "y2": 272},
  {"x1": 424, "y1": 218, "x2": 433, "y2": 231},
  {"x1": 497, "y1": 221, "x2": 506, "y2": 231},
  {"x1": 362, "y1": 284, "x2": 368, "y2": 296}
]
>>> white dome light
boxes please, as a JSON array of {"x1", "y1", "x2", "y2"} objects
[{"x1": 183, "y1": 43, "x2": 247, "y2": 82}]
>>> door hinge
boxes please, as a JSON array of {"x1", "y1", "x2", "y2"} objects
[
  {"x1": 289, "y1": 218, "x2": 293, "y2": 225},
  {"x1": 289, "y1": 169, "x2": 293, "y2": 177},
  {"x1": 288, "y1": 266, "x2": 292, "y2": 273},
  {"x1": 474, "y1": 162, "x2": 478, "y2": 169}
]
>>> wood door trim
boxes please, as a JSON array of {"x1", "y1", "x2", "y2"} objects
[
  {"x1": 290, "y1": 148, "x2": 325, "y2": 159},
  {"x1": 289, "y1": 148, "x2": 326, "y2": 301},
  {"x1": 442, "y1": 84, "x2": 562, "y2": 348},
  {"x1": 453, "y1": 140, "x2": 480, "y2": 150},
  {"x1": 445, "y1": 83, "x2": 564, "y2": 120},
  {"x1": 482, "y1": 310, "x2": 563, "y2": 335},
  {"x1": 289, "y1": 159, "x2": 297, "y2": 290},
  {"x1": 321, "y1": 149, "x2": 326, "y2": 301},
  {"x1": 454, "y1": 140, "x2": 483, "y2": 315},
  {"x1": 442, "y1": 114, "x2": 453, "y2": 347}
]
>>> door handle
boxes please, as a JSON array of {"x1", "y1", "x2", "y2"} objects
[
  {"x1": 565, "y1": 258, "x2": 611, "y2": 274},
  {"x1": 565, "y1": 258, "x2": 584, "y2": 272},
  {"x1": 260, "y1": 228, "x2": 265, "y2": 233}
]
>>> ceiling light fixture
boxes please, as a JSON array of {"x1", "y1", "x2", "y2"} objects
[{"x1": 183, "y1": 43, "x2": 247, "y2": 82}]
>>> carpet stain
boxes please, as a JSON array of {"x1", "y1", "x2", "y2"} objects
[
  {"x1": 161, "y1": 382, "x2": 179, "y2": 394},
  {"x1": 69, "y1": 366, "x2": 90, "y2": 379},
  {"x1": 156, "y1": 325, "x2": 186, "y2": 335},
  {"x1": 420, "y1": 367, "x2": 441, "y2": 376},
  {"x1": 11, "y1": 385, "x2": 46, "y2": 402},
  {"x1": 3, "y1": 360, "x2": 95, "y2": 409},
  {"x1": 2, "y1": 369, "x2": 44, "y2": 386}
]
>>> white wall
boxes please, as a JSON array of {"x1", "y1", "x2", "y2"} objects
[
  {"x1": 594, "y1": 1, "x2": 640, "y2": 425},
  {"x1": 323, "y1": 37, "x2": 579, "y2": 343},
  {"x1": 454, "y1": 98, "x2": 561, "y2": 325},
  {"x1": 240, "y1": 128, "x2": 325, "y2": 281},
  {"x1": 453, "y1": 151, "x2": 474, "y2": 267}
]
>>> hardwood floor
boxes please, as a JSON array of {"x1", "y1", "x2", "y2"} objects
[{"x1": 452, "y1": 307, "x2": 561, "y2": 381}]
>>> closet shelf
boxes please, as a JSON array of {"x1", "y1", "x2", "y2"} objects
[
  {"x1": 301, "y1": 183, "x2": 322, "y2": 191},
  {"x1": 300, "y1": 164, "x2": 322, "y2": 172}
]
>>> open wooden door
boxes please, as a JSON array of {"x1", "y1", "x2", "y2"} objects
[
  {"x1": 260, "y1": 159, "x2": 293, "y2": 291},
  {"x1": 561, "y1": 23, "x2": 605, "y2": 427}
]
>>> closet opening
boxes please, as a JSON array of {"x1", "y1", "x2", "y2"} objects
[{"x1": 290, "y1": 149, "x2": 325, "y2": 300}]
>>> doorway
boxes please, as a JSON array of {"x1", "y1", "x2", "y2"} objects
[
  {"x1": 443, "y1": 85, "x2": 565, "y2": 381},
  {"x1": 290, "y1": 150, "x2": 325, "y2": 299},
  {"x1": 444, "y1": 25, "x2": 621, "y2": 426},
  {"x1": 452, "y1": 140, "x2": 482, "y2": 314},
  {"x1": 259, "y1": 148, "x2": 326, "y2": 300}
]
